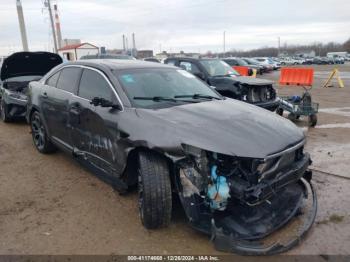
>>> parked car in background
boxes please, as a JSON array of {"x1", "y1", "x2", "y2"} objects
[
  {"x1": 303, "y1": 57, "x2": 314, "y2": 65},
  {"x1": 312, "y1": 57, "x2": 329, "y2": 65},
  {"x1": 26, "y1": 59, "x2": 317, "y2": 255},
  {"x1": 164, "y1": 57, "x2": 279, "y2": 111},
  {"x1": 241, "y1": 58, "x2": 267, "y2": 74},
  {"x1": 0, "y1": 51, "x2": 62, "y2": 122},
  {"x1": 334, "y1": 57, "x2": 345, "y2": 64},
  {"x1": 279, "y1": 57, "x2": 300, "y2": 65},
  {"x1": 254, "y1": 57, "x2": 281, "y2": 70},
  {"x1": 80, "y1": 54, "x2": 136, "y2": 60},
  {"x1": 223, "y1": 57, "x2": 255, "y2": 75}
]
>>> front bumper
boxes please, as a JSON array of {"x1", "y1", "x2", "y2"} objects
[
  {"x1": 179, "y1": 153, "x2": 317, "y2": 255},
  {"x1": 2, "y1": 91, "x2": 28, "y2": 117},
  {"x1": 252, "y1": 98, "x2": 280, "y2": 111},
  {"x1": 211, "y1": 177, "x2": 317, "y2": 255}
]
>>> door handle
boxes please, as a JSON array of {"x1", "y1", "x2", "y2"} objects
[{"x1": 42, "y1": 92, "x2": 48, "y2": 98}]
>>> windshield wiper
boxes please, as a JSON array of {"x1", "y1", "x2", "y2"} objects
[
  {"x1": 134, "y1": 96, "x2": 178, "y2": 102},
  {"x1": 133, "y1": 96, "x2": 198, "y2": 103},
  {"x1": 174, "y1": 94, "x2": 221, "y2": 100}
]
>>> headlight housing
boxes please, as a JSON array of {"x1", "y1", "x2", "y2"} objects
[{"x1": 8, "y1": 92, "x2": 28, "y2": 101}]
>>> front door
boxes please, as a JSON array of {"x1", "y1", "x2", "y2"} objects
[{"x1": 69, "y1": 68, "x2": 122, "y2": 176}]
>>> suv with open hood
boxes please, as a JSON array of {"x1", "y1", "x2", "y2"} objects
[
  {"x1": 27, "y1": 60, "x2": 316, "y2": 255},
  {"x1": 0, "y1": 51, "x2": 62, "y2": 122},
  {"x1": 164, "y1": 57, "x2": 279, "y2": 111}
]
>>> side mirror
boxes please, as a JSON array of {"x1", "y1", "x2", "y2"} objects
[
  {"x1": 193, "y1": 72, "x2": 205, "y2": 80},
  {"x1": 90, "y1": 97, "x2": 122, "y2": 110}
]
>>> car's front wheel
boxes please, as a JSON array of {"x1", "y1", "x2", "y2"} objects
[
  {"x1": 0, "y1": 100, "x2": 11, "y2": 122},
  {"x1": 138, "y1": 151, "x2": 172, "y2": 229},
  {"x1": 30, "y1": 111, "x2": 56, "y2": 153}
]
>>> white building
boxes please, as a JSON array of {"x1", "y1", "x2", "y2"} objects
[{"x1": 58, "y1": 42, "x2": 99, "y2": 61}]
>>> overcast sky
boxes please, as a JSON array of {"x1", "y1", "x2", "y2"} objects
[{"x1": 1, "y1": 0, "x2": 350, "y2": 55}]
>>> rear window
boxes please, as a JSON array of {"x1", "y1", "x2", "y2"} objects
[{"x1": 56, "y1": 67, "x2": 82, "y2": 94}]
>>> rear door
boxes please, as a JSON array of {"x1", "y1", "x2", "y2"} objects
[
  {"x1": 45, "y1": 67, "x2": 82, "y2": 149},
  {"x1": 70, "y1": 67, "x2": 123, "y2": 175}
]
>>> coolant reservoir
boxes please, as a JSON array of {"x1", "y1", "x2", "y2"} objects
[{"x1": 207, "y1": 166, "x2": 230, "y2": 210}]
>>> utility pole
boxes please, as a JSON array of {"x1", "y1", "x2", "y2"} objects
[
  {"x1": 45, "y1": 0, "x2": 58, "y2": 53},
  {"x1": 16, "y1": 0, "x2": 29, "y2": 51},
  {"x1": 278, "y1": 36, "x2": 281, "y2": 57},
  {"x1": 122, "y1": 35, "x2": 126, "y2": 51},
  {"x1": 223, "y1": 31, "x2": 226, "y2": 57},
  {"x1": 54, "y1": 4, "x2": 63, "y2": 49}
]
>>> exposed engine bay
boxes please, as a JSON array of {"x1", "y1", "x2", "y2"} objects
[
  {"x1": 2, "y1": 78, "x2": 40, "y2": 92},
  {"x1": 176, "y1": 143, "x2": 317, "y2": 255}
]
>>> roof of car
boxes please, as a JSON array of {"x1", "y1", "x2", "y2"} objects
[
  {"x1": 165, "y1": 57, "x2": 218, "y2": 62},
  {"x1": 62, "y1": 59, "x2": 176, "y2": 71}
]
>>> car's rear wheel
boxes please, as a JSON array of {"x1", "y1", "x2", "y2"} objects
[
  {"x1": 30, "y1": 111, "x2": 56, "y2": 153},
  {"x1": 309, "y1": 114, "x2": 318, "y2": 127},
  {"x1": 276, "y1": 108, "x2": 284, "y2": 116},
  {"x1": 138, "y1": 151, "x2": 172, "y2": 229},
  {"x1": 0, "y1": 100, "x2": 11, "y2": 122}
]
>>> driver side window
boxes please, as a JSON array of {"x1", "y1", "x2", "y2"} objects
[
  {"x1": 179, "y1": 61, "x2": 201, "y2": 74},
  {"x1": 78, "y1": 69, "x2": 113, "y2": 101}
]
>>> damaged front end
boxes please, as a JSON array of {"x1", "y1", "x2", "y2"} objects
[{"x1": 175, "y1": 142, "x2": 317, "y2": 255}]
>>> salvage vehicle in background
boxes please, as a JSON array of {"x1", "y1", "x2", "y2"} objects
[
  {"x1": 27, "y1": 60, "x2": 317, "y2": 255},
  {"x1": 164, "y1": 57, "x2": 279, "y2": 111},
  {"x1": 0, "y1": 52, "x2": 62, "y2": 122}
]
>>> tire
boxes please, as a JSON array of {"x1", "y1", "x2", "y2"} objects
[
  {"x1": 288, "y1": 113, "x2": 297, "y2": 121},
  {"x1": 138, "y1": 151, "x2": 172, "y2": 229},
  {"x1": 30, "y1": 111, "x2": 56, "y2": 153},
  {"x1": 0, "y1": 100, "x2": 11, "y2": 122},
  {"x1": 309, "y1": 114, "x2": 317, "y2": 127},
  {"x1": 276, "y1": 108, "x2": 284, "y2": 116}
]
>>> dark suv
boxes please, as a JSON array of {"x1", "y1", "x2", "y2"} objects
[
  {"x1": 27, "y1": 60, "x2": 316, "y2": 255},
  {"x1": 164, "y1": 57, "x2": 279, "y2": 111}
]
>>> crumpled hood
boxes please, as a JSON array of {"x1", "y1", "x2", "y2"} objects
[
  {"x1": 134, "y1": 99, "x2": 304, "y2": 159},
  {"x1": 1, "y1": 52, "x2": 63, "y2": 81}
]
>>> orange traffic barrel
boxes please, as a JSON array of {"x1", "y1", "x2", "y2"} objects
[{"x1": 279, "y1": 68, "x2": 314, "y2": 86}]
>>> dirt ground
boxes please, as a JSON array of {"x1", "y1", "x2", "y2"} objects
[{"x1": 0, "y1": 64, "x2": 349, "y2": 255}]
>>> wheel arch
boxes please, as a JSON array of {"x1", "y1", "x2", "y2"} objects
[{"x1": 122, "y1": 146, "x2": 175, "y2": 188}]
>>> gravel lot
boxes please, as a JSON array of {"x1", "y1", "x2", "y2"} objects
[{"x1": 0, "y1": 64, "x2": 349, "y2": 255}]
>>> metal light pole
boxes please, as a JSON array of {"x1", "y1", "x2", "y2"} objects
[{"x1": 16, "y1": 0, "x2": 29, "y2": 51}]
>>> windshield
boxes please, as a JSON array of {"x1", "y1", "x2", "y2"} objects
[
  {"x1": 244, "y1": 58, "x2": 259, "y2": 65},
  {"x1": 114, "y1": 68, "x2": 221, "y2": 108},
  {"x1": 199, "y1": 59, "x2": 239, "y2": 77},
  {"x1": 235, "y1": 58, "x2": 249, "y2": 66}
]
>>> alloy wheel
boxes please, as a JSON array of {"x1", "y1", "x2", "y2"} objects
[{"x1": 31, "y1": 114, "x2": 46, "y2": 151}]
